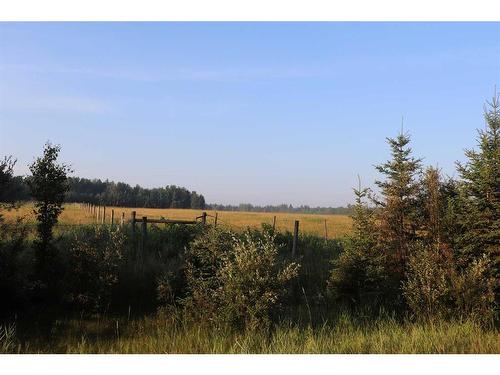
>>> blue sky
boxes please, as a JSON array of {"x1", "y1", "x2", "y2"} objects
[{"x1": 0, "y1": 22, "x2": 499, "y2": 206}]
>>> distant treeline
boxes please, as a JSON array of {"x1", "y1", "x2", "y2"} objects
[
  {"x1": 206, "y1": 203, "x2": 353, "y2": 215},
  {"x1": 2, "y1": 176, "x2": 206, "y2": 209},
  {"x1": 3, "y1": 175, "x2": 352, "y2": 213}
]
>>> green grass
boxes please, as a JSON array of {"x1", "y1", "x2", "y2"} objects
[{"x1": 3, "y1": 312, "x2": 498, "y2": 354}]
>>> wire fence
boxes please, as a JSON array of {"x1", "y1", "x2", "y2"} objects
[{"x1": 2, "y1": 203, "x2": 351, "y2": 239}]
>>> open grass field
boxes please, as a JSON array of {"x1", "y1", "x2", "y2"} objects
[{"x1": 2, "y1": 203, "x2": 353, "y2": 238}]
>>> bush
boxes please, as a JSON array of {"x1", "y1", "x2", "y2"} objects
[
  {"x1": 63, "y1": 225, "x2": 124, "y2": 312},
  {"x1": 0, "y1": 219, "x2": 32, "y2": 312},
  {"x1": 328, "y1": 237, "x2": 394, "y2": 309},
  {"x1": 270, "y1": 226, "x2": 342, "y2": 306},
  {"x1": 451, "y1": 254, "x2": 496, "y2": 324},
  {"x1": 402, "y1": 242, "x2": 454, "y2": 319},
  {"x1": 182, "y1": 228, "x2": 299, "y2": 331},
  {"x1": 403, "y1": 243, "x2": 496, "y2": 324}
]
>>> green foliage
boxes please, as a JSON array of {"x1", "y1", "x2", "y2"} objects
[
  {"x1": 0, "y1": 156, "x2": 16, "y2": 205},
  {"x1": 451, "y1": 254, "x2": 496, "y2": 323},
  {"x1": 403, "y1": 242, "x2": 496, "y2": 324},
  {"x1": 329, "y1": 181, "x2": 395, "y2": 309},
  {"x1": 456, "y1": 94, "x2": 500, "y2": 275},
  {"x1": 0, "y1": 218, "x2": 32, "y2": 310},
  {"x1": 64, "y1": 225, "x2": 125, "y2": 312},
  {"x1": 402, "y1": 242, "x2": 454, "y2": 319},
  {"x1": 182, "y1": 228, "x2": 299, "y2": 331},
  {"x1": 66, "y1": 177, "x2": 206, "y2": 209},
  {"x1": 27, "y1": 142, "x2": 72, "y2": 285},
  {"x1": 374, "y1": 131, "x2": 423, "y2": 273}
]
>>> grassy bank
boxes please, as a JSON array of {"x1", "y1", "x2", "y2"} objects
[{"x1": 2, "y1": 312, "x2": 498, "y2": 354}]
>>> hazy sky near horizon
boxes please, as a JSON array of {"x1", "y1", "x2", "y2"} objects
[{"x1": 1, "y1": 22, "x2": 499, "y2": 206}]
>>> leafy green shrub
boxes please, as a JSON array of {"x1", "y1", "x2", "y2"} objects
[
  {"x1": 402, "y1": 242, "x2": 454, "y2": 319},
  {"x1": 253, "y1": 223, "x2": 342, "y2": 307},
  {"x1": 451, "y1": 254, "x2": 496, "y2": 324},
  {"x1": 403, "y1": 243, "x2": 496, "y2": 324},
  {"x1": 182, "y1": 228, "x2": 299, "y2": 331},
  {"x1": 0, "y1": 218, "x2": 32, "y2": 311},
  {"x1": 64, "y1": 225, "x2": 124, "y2": 312},
  {"x1": 125, "y1": 223, "x2": 200, "y2": 311}
]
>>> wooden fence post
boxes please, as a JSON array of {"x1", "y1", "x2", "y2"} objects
[
  {"x1": 324, "y1": 219, "x2": 328, "y2": 242},
  {"x1": 131, "y1": 211, "x2": 136, "y2": 236},
  {"x1": 111, "y1": 209, "x2": 115, "y2": 226},
  {"x1": 121, "y1": 212, "x2": 125, "y2": 228},
  {"x1": 201, "y1": 212, "x2": 207, "y2": 225},
  {"x1": 214, "y1": 212, "x2": 218, "y2": 228},
  {"x1": 102, "y1": 206, "x2": 106, "y2": 224},
  {"x1": 292, "y1": 220, "x2": 299, "y2": 257},
  {"x1": 272, "y1": 215, "x2": 276, "y2": 232},
  {"x1": 141, "y1": 217, "x2": 147, "y2": 251}
]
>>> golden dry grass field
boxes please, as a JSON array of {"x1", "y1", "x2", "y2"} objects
[{"x1": 2, "y1": 203, "x2": 352, "y2": 238}]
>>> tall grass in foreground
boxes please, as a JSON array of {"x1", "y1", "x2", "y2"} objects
[{"x1": 2, "y1": 313, "x2": 498, "y2": 354}]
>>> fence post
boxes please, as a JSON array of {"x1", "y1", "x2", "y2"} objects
[
  {"x1": 131, "y1": 211, "x2": 136, "y2": 236},
  {"x1": 272, "y1": 215, "x2": 276, "y2": 232},
  {"x1": 141, "y1": 217, "x2": 147, "y2": 251},
  {"x1": 111, "y1": 209, "x2": 115, "y2": 226},
  {"x1": 121, "y1": 212, "x2": 125, "y2": 228},
  {"x1": 324, "y1": 219, "x2": 328, "y2": 242},
  {"x1": 214, "y1": 212, "x2": 218, "y2": 228},
  {"x1": 292, "y1": 220, "x2": 299, "y2": 257},
  {"x1": 102, "y1": 206, "x2": 106, "y2": 224},
  {"x1": 201, "y1": 212, "x2": 207, "y2": 225}
]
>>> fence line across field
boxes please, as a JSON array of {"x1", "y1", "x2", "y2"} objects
[
  {"x1": 11, "y1": 203, "x2": 333, "y2": 244},
  {"x1": 79, "y1": 203, "x2": 316, "y2": 257}
]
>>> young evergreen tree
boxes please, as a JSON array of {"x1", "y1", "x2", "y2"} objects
[
  {"x1": 328, "y1": 178, "x2": 392, "y2": 308},
  {"x1": 456, "y1": 93, "x2": 500, "y2": 286},
  {"x1": 419, "y1": 166, "x2": 444, "y2": 247},
  {"x1": 373, "y1": 131, "x2": 422, "y2": 276}
]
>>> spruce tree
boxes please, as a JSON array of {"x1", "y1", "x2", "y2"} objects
[
  {"x1": 374, "y1": 131, "x2": 422, "y2": 275},
  {"x1": 328, "y1": 178, "x2": 392, "y2": 308},
  {"x1": 456, "y1": 94, "x2": 500, "y2": 274},
  {"x1": 421, "y1": 166, "x2": 442, "y2": 246}
]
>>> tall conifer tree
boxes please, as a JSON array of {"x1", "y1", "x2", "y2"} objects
[
  {"x1": 374, "y1": 131, "x2": 422, "y2": 275},
  {"x1": 456, "y1": 93, "x2": 499, "y2": 275}
]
